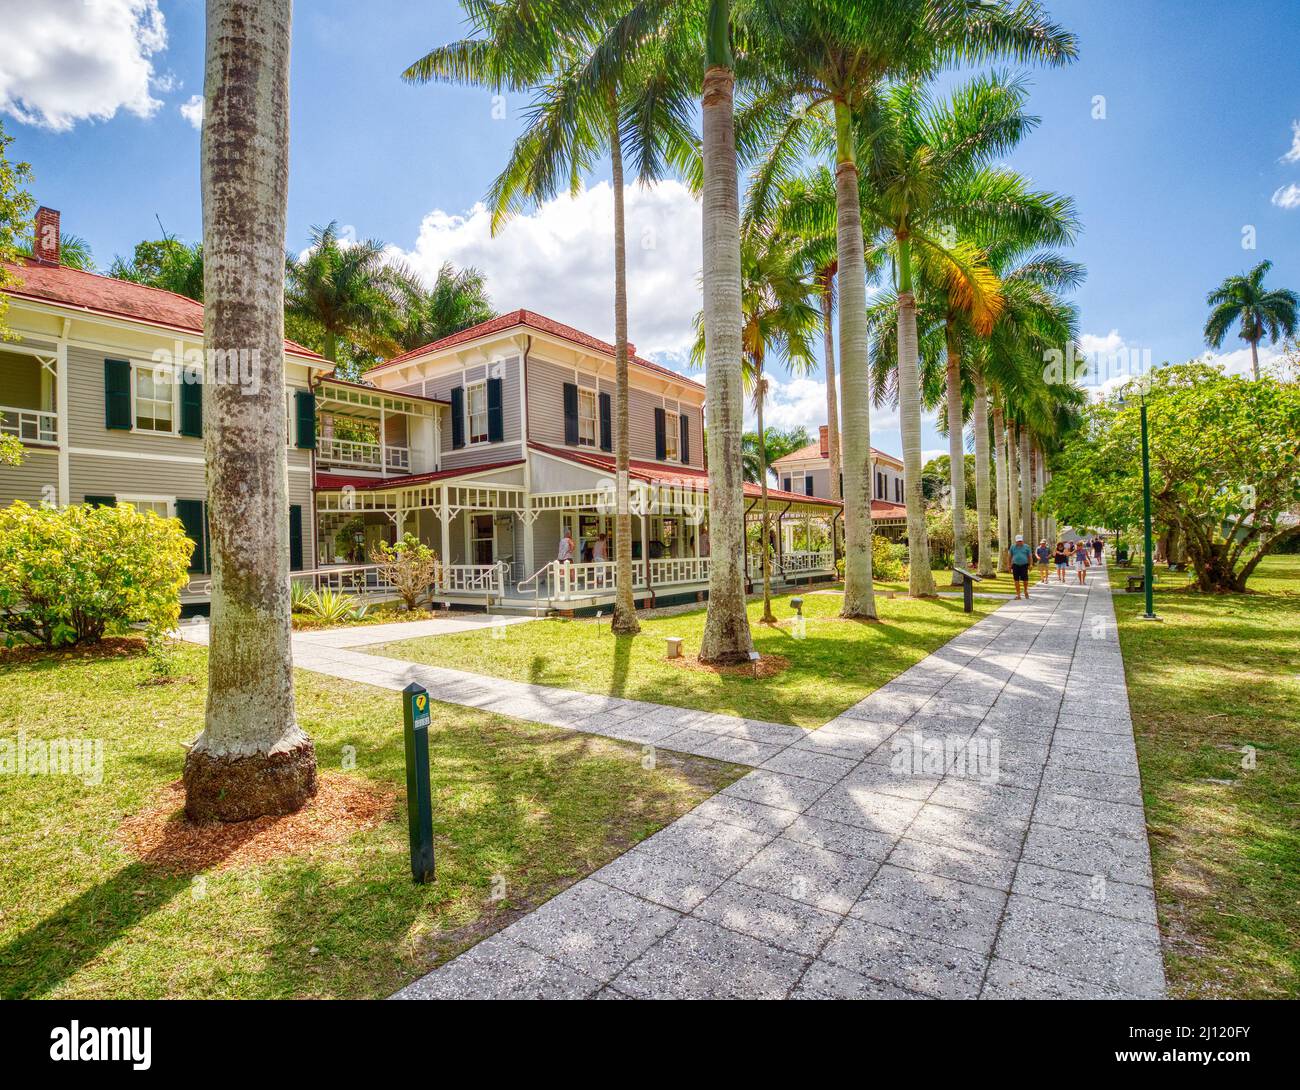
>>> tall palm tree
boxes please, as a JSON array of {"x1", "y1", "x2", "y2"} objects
[
  {"x1": 404, "y1": 2, "x2": 696, "y2": 638},
  {"x1": 741, "y1": 425, "x2": 811, "y2": 484},
  {"x1": 186, "y1": 0, "x2": 316, "y2": 821},
  {"x1": 737, "y1": 2, "x2": 1076, "y2": 612},
  {"x1": 1204, "y1": 260, "x2": 1298, "y2": 380},
  {"x1": 21, "y1": 230, "x2": 95, "y2": 271},
  {"x1": 284, "y1": 222, "x2": 407, "y2": 363},
  {"x1": 698, "y1": 0, "x2": 755, "y2": 662},
  {"x1": 695, "y1": 227, "x2": 818, "y2": 621},
  {"x1": 394, "y1": 262, "x2": 495, "y2": 350}
]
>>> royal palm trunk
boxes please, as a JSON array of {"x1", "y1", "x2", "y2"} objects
[
  {"x1": 698, "y1": 4, "x2": 754, "y2": 664},
  {"x1": 1019, "y1": 426, "x2": 1033, "y2": 544},
  {"x1": 755, "y1": 373, "x2": 775, "y2": 623},
  {"x1": 895, "y1": 237, "x2": 935, "y2": 598},
  {"x1": 833, "y1": 102, "x2": 878, "y2": 617},
  {"x1": 608, "y1": 106, "x2": 639, "y2": 635},
  {"x1": 1007, "y1": 420, "x2": 1021, "y2": 556},
  {"x1": 186, "y1": 0, "x2": 316, "y2": 821},
  {"x1": 973, "y1": 367, "x2": 993, "y2": 576},
  {"x1": 993, "y1": 401, "x2": 1009, "y2": 571},
  {"x1": 944, "y1": 324, "x2": 966, "y2": 582},
  {"x1": 819, "y1": 268, "x2": 841, "y2": 502}
]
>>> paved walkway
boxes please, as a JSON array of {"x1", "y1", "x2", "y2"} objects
[{"x1": 389, "y1": 567, "x2": 1165, "y2": 1000}]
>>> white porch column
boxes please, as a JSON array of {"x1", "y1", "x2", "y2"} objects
[
  {"x1": 379, "y1": 407, "x2": 387, "y2": 474},
  {"x1": 640, "y1": 512, "x2": 649, "y2": 588},
  {"x1": 439, "y1": 487, "x2": 451, "y2": 565}
]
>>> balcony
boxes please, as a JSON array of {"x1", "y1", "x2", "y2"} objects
[
  {"x1": 0, "y1": 405, "x2": 58, "y2": 446},
  {"x1": 317, "y1": 435, "x2": 410, "y2": 472}
]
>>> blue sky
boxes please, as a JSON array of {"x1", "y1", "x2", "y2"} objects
[{"x1": 3, "y1": 0, "x2": 1298, "y2": 459}]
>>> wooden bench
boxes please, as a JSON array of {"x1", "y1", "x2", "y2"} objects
[{"x1": 1126, "y1": 574, "x2": 1157, "y2": 593}]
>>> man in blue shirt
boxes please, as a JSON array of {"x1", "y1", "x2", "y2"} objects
[{"x1": 1009, "y1": 534, "x2": 1034, "y2": 599}]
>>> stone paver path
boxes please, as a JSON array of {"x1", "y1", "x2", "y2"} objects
[{"x1": 391, "y1": 567, "x2": 1165, "y2": 1000}]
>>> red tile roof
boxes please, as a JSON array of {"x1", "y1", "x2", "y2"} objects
[
  {"x1": 2, "y1": 258, "x2": 326, "y2": 362},
  {"x1": 771, "y1": 440, "x2": 903, "y2": 470},
  {"x1": 366, "y1": 309, "x2": 703, "y2": 390},
  {"x1": 528, "y1": 442, "x2": 854, "y2": 510},
  {"x1": 314, "y1": 459, "x2": 525, "y2": 492}
]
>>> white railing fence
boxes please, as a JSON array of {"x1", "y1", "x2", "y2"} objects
[
  {"x1": 439, "y1": 562, "x2": 505, "y2": 598},
  {"x1": 317, "y1": 436, "x2": 381, "y2": 469},
  {"x1": 0, "y1": 405, "x2": 57, "y2": 445}
]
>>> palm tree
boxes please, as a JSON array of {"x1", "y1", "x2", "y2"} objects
[
  {"x1": 284, "y1": 221, "x2": 407, "y2": 364},
  {"x1": 394, "y1": 262, "x2": 495, "y2": 350},
  {"x1": 692, "y1": 0, "x2": 755, "y2": 663},
  {"x1": 21, "y1": 231, "x2": 95, "y2": 271},
  {"x1": 741, "y1": 426, "x2": 811, "y2": 484},
  {"x1": 109, "y1": 237, "x2": 204, "y2": 300},
  {"x1": 695, "y1": 227, "x2": 818, "y2": 621},
  {"x1": 735, "y1": 1, "x2": 1076, "y2": 613},
  {"x1": 404, "y1": 3, "x2": 696, "y2": 639},
  {"x1": 1205, "y1": 260, "x2": 1298, "y2": 380},
  {"x1": 185, "y1": 0, "x2": 316, "y2": 821}
]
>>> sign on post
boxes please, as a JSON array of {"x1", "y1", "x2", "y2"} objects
[
  {"x1": 952, "y1": 567, "x2": 982, "y2": 614},
  {"x1": 403, "y1": 682, "x2": 435, "y2": 884}
]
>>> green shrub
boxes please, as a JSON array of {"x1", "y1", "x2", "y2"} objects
[
  {"x1": 0, "y1": 500, "x2": 192, "y2": 649},
  {"x1": 300, "y1": 587, "x2": 368, "y2": 623},
  {"x1": 370, "y1": 533, "x2": 441, "y2": 610},
  {"x1": 289, "y1": 578, "x2": 316, "y2": 613},
  {"x1": 833, "y1": 535, "x2": 906, "y2": 582}
]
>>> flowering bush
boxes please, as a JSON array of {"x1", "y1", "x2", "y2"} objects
[{"x1": 0, "y1": 501, "x2": 192, "y2": 648}]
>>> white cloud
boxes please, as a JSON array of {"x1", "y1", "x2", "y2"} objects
[
  {"x1": 1197, "y1": 342, "x2": 1283, "y2": 379},
  {"x1": 179, "y1": 93, "x2": 203, "y2": 129},
  {"x1": 1282, "y1": 120, "x2": 1300, "y2": 164},
  {"x1": 750, "y1": 374, "x2": 830, "y2": 434},
  {"x1": 389, "y1": 180, "x2": 703, "y2": 357},
  {"x1": 0, "y1": 0, "x2": 167, "y2": 131},
  {"x1": 921, "y1": 448, "x2": 947, "y2": 465},
  {"x1": 1271, "y1": 183, "x2": 1300, "y2": 210},
  {"x1": 1078, "y1": 329, "x2": 1125, "y2": 356}
]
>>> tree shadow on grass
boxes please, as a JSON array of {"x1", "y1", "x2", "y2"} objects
[{"x1": 0, "y1": 863, "x2": 191, "y2": 998}]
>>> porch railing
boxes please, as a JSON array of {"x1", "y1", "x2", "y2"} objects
[
  {"x1": 438, "y1": 562, "x2": 505, "y2": 599},
  {"x1": 384, "y1": 444, "x2": 411, "y2": 472},
  {"x1": 0, "y1": 405, "x2": 57, "y2": 445},
  {"x1": 748, "y1": 549, "x2": 835, "y2": 579},
  {"x1": 292, "y1": 564, "x2": 396, "y2": 596}
]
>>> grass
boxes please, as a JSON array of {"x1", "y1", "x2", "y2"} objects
[
  {"x1": 0, "y1": 641, "x2": 741, "y2": 999},
  {"x1": 372, "y1": 587, "x2": 996, "y2": 729},
  {"x1": 1110, "y1": 554, "x2": 1300, "y2": 998},
  {"x1": 875, "y1": 567, "x2": 1021, "y2": 596}
]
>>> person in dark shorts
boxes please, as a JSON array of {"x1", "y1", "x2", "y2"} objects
[
  {"x1": 1009, "y1": 534, "x2": 1033, "y2": 599},
  {"x1": 1053, "y1": 541, "x2": 1069, "y2": 582},
  {"x1": 1093, "y1": 535, "x2": 1104, "y2": 562},
  {"x1": 1035, "y1": 539, "x2": 1052, "y2": 584}
]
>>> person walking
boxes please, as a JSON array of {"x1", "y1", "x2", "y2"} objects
[
  {"x1": 1075, "y1": 538, "x2": 1089, "y2": 584},
  {"x1": 1009, "y1": 534, "x2": 1034, "y2": 600},
  {"x1": 1092, "y1": 535, "x2": 1104, "y2": 563},
  {"x1": 1035, "y1": 539, "x2": 1052, "y2": 585},
  {"x1": 1053, "y1": 540, "x2": 1069, "y2": 583}
]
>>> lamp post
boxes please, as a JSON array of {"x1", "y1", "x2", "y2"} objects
[{"x1": 1122, "y1": 384, "x2": 1160, "y2": 622}]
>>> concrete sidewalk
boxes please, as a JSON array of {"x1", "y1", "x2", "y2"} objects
[{"x1": 392, "y1": 569, "x2": 1165, "y2": 1000}]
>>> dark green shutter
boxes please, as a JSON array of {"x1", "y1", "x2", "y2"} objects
[
  {"x1": 563, "y1": 383, "x2": 579, "y2": 445},
  {"x1": 450, "y1": 386, "x2": 465, "y2": 448},
  {"x1": 679, "y1": 413, "x2": 690, "y2": 463},
  {"x1": 104, "y1": 359, "x2": 132, "y2": 430},
  {"x1": 179, "y1": 379, "x2": 203, "y2": 438},
  {"x1": 654, "y1": 407, "x2": 666, "y2": 460},
  {"x1": 84, "y1": 495, "x2": 116, "y2": 508},
  {"x1": 288, "y1": 504, "x2": 304, "y2": 571},
  {"x1": 599, "y1": 392, "x2": 612, "y2": 452},
  {"x1": 805, "y1": 475, "x2": 814, "y2": 497},
  {"x1": 487, "y1": 377, "x2": 504, "y2": 443},
  {"x1": 176, "y1": 499, "x2": 207, "y2": 574},
  {"x1": 294, "y1": 390, "x2": 316, "y2": 449}
]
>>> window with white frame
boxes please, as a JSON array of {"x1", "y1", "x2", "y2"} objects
[
  {"x1": 578, "y1": 387, "x2": 597, "y2": 447},
  {"x1": 119, "y1": 495, "x2": 175, "y2": 519},
  {"x1": 664, "y1": 409, "x2": 680, "y2": 461},
  {"x1": 467, "y1": 381, "x2": 488, "y2": 443},
  {"x1": 134, "y1": 366, "x2": 174, "y2": 433}
]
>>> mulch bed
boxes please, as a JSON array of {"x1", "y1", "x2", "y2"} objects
[
  {"x1": 667, "y1": 652, "x2": 790, "y2": 679},
  {"x1": 0, "y1": 635, "x2": 146, "y2": 666},
  {"x1": 116, "y1": 772, "x2": 397, "y2": 874}
]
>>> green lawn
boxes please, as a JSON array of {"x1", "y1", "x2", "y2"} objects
[
  {"x1": 1111, "y1": 555, "x2": 1300, "y2": 998},
  {"x1": 875, "y1": 567, "x2": 1021, "y2": 596},
  {"x1": 372, "y1": 588, "x2": 996, "y2": 729},
  {"x1": 0, "y1": 642, "x2": 740, "y2": 999}
]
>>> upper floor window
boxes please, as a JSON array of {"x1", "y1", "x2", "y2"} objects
[
  {"x1": 578, "y1": 387, "x2": 597, "y2": 447},
  {"x1": 467, "y1": 381, "x2": 489, "y2": 444},
  {"x1": 135, "y1": 367, "x2": 174, "y2": 434},
  {"x1": 664, "y1": 410, "x2": 680, "y2": 461},
  {"x1": 119, "y1": 495, "x2": 175, "y2": 519}
]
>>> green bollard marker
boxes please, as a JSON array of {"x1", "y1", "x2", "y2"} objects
[{"x1": 403, "y1": 682, "x2": 435, "y2": 883}]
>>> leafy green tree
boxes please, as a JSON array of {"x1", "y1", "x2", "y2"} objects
[
  {"x1": 395, "y1": 262, "x2": 494, "y2": 350},
  {"x1": 284, "y1": 221, "x2": 408, "y2": 367},
  {"x1": 0, "y1": 501, "x2": 192, "y2": 648},
  {"x1": 0, "y1": 119, "x2": 35, "y2": 342},
  {"x1": 742, "y1": 425, "x2": 811, "y2": 484},
  {"x1": 1205, "y1": 260, "x2": 1298, "y2": 381},
  {"x1": 1041, "y1": 363, "x2": 1300, "y2": 591},
  {"x1": 108, "y1": 237, "x2": 204, "y2": 299}
]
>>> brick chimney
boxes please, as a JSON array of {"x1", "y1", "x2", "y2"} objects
[
  {"x1": 819, "y1": 424, "x2": 829, "y2": 458},
  {"x1": 33, "y1": 206, "x2": 61, "y2": 266}
]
